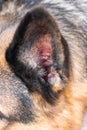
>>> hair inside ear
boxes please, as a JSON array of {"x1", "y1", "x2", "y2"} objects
[{"x1": 6, "y1": 7, "x2": 70, "y2": 104}]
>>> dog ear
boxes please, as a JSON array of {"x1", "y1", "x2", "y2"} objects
[{"x1": 6, "y1": 7, "x2": 70, "y2": 104}]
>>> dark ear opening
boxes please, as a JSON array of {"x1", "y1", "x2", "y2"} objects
[{"x1": 6, "y1": 7, "x2": 70, "y2": 104}]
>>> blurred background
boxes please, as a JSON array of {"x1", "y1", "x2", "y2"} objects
[{"x1": 0, "y1": 0, "x2": 43, "y2": 33}]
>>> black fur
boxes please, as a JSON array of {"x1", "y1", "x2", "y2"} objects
[{"x1": 6, "y1": 7, "x2": 69, "y2": 104}]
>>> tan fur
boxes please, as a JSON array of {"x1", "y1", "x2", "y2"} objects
[
  {"x1": 0, "y1": 24, "x2": 18, "y2": 71},
  {"x1": 0, "y1": 5, "x2": 87, "y2": 130}
]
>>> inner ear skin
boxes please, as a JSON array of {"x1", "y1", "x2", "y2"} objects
[
  {"x1": 6, "y1": 7, "x2": 69, "y2": 104},
  {"x1": 36, "y1": 35, "x2": 53, "y2": 68}
]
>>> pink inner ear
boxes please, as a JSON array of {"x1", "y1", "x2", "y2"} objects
[
  {"x1": 36, "y1": 36, "x2": 53, "y2": 67},
  {"x1": 37, "y1": 35, "x2": 53, "y2": 57},
  {"x1": 39, "y1": 41, "x2": 53, "y2": 52}
]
